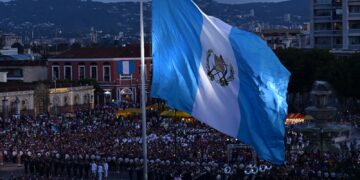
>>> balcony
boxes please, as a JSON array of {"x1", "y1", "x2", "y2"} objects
[
  {"x1": 314, "y1": 30, "x2": 342, "y2": 35},
  {"x1": 315, "y1": 44, "x2": 332, "y2": 49},
  {"x1": 333, "y1": 44, "x2": 343, "y2": 49},
  {"x1": 314, "y1": 16, "x2": 333, "y2": 21},
  {"x1": 314, "y1": 4, "x2": 332, "y2": 10},
  {"x1": 349, "y1": 44, "x2": 360, "y2": 50},
  {"x1": 349, "y1": 13, "x2": 360, "y2": 20},
  {"x1": 332, "y1": 15, "x2": 343, "y2": 21},
  {"x1": 349, "y1": 29, "x2": 360, "y2": 34},
  {"x1": 349, "y1": 0, "x2": 360, "y2": 5}
]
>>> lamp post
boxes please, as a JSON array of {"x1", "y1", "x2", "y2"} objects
[
  {"x1": 54, "y1": 79, "x2": 57, "y2": 116},
  {"x1": 14, "y1": 97, "x2": 20, "y2": 119},
  {"x1": 174, "y1": 109, "x2": 177, "y2": 160},
  {"x1": 2, "y1": 96, "x2": 8, "y2": 120}
]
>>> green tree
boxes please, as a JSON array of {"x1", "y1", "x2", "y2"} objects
[
  {"x1": 11, "y1": 42, "x2": 24, "y2": 54},
  {"x1": 70, "y1": 42, "x2": 82, "y2": 49},
  {"x1": 276, "y1": 49, "x2": 360, "y2": 99}
]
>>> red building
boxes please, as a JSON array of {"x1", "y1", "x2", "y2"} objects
[{"x1": 48, "y1": 45, "x2": 152, "y2": 105}]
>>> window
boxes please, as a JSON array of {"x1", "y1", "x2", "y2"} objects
[
  {"x1": 52, "y1": 66, "x2": 60, "y2": 80},
  {"x1": 103, "y1": 65, "x2": 111, "y2": 82},
  {"x1": 350, "y1": 21, "x2": 360, "y2": 29},
  {"x1": 314, "y1": 23, "x2": 331, "y2": 31},
  {"x1": 350, "y1": 6, "x2": 360, "y2": 14},
  {"x1": 350, "y1": 36, "x2": 360, "y2": 45},
  {"x1": 78, "y1": 65, "x2": 86, "y2": 80},
  {"x1": 90, "y1": 65, "x2": 98, "y2": 80},
  {"x1": 334, "y1": 37, "x2": 343, "y2": 45},
  {"x1": 315, "y1": 0, "x2": 331, "y2": 4},
  {"x1": 335, "y1": 9, "x2": 342, "y2": 15},
  {"x1": 315, "y1": 37, "x2": 331, "y2": 45},
  {"x1": 5, "y1": 69, "x2": 23, "y2": 78},
  {"x1": 64, "y1": 66, "x2": 72, "y2": 80},
  {"x1": 314, "y1": 10, "x2": 331, "y2": 17},
  {"x1": 4, "y1": 68, "x2": 23, "y2": 81},
  {"x1": 333, "y1": 22, "x2": 342, "y2": 30}
]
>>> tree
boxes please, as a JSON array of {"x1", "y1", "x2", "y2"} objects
[
  {"x1": 276, "y1": 49, "x2": 360, "y2": 99},
  {"x1": 11, "y1": 42, "x2": 24, "y2": 54},
  {"x1": 70, "y1": 42, "x2": 82, "y2": 49}
]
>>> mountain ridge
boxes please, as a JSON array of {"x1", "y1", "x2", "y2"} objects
[{"x1": 0, "y1": 0, "x2": 309, "y2": 41}]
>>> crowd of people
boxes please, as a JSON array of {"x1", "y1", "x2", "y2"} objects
[{"x1": 0, "y1": 106, "x2": 359, "y2": 179}]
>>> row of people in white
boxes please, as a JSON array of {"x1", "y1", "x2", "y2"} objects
[{"x1": 91, "y1": 162, "x2": 109, "y2": 180}]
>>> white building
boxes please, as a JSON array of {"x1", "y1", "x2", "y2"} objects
[
  {"x1": 310, "y1": 0, "x2": 360, "y2": 50},
  {"x1": 0, "y1": 85, "x2": 94, "y2": 117},
  {"x1": 0, "y1": 34, "x2": 22, "y2": 48}
]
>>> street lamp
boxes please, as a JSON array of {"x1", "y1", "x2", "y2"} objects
[
  {"x1": 54, "y1": 78, "x2": 57, "y2": 116},
  {"x1": 2, "y1": 96, "x2": 8, "y2": 119}
]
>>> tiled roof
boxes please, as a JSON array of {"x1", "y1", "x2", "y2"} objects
[
  {"x1": 0, "y1": 60, "x2": 47, "y2": 66},
  {"x1": 0, "y1": 82, "x2": 34, "y2": 93},
  {"x1": 51, "y1": 44, "x2": 152, "y2": 59}
]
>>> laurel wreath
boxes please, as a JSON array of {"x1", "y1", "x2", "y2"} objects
[{"x1": 206, "y1": 49, "x2": 235, "y2": 86}]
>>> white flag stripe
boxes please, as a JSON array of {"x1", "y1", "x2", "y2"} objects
[
  {"x1": 192, "y1": 16, "x2": 241, "y2": 137},
  {"x1": 123, "y1": 61, "x2": 130, "y2": 74}
]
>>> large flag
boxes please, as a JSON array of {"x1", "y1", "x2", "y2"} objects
[{"x1": 151, "y1": 0, "x2": 291, "y2": 164}]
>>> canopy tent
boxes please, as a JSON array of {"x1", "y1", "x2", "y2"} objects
[
  {"x1": 125, "y1": 108, "x2": 142, "y2": 114},
  {"x1": 304, "y1": 115, "x2": 314, "y2": 120},
  {"x1": 286, "y1": 113, "x2": 305, "y2": 125},
  {"x1": 160, "y1": 110, "x2": 192, "y2": 118},
  {"x1": 64, "y1": 113, "x2": 76, "y2": 118},
  {"x1": 146, "y1": 103, "x2": 161, "y2": 111},
  {"x1": 116, "y1": 110, "x2": 132, "y2": 118}
]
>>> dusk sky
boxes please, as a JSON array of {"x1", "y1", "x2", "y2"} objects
[{"x1": 0, "y1": 0, "x2": 288, "y2": 3}]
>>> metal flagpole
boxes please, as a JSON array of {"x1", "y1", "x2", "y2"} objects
[{"x1": 140, "y1": 0, "x2": 148, "y2": 179}]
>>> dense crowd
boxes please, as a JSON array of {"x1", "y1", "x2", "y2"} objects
[{"x1": 0, "y1": 106, "x2": 359, "y2": 179}]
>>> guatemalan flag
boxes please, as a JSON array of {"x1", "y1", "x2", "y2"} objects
[{"x1": 151, "y1": 0, "x2": 291, "y2": 164}]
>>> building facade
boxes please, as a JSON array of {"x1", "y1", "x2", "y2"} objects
[
  {"x1": 261, "y1": 28, "x2": 311, "y2": 49},
  {"x1": 0, "y1": 60, "x2": 48, "y2": 82},
  {"x1": 0, "y1": 34, "x2": 22, "y2": 48},
  {"x1": 310, "y1": 0, "x2": 360, "y2": 50},
  {"x1": 48, "y1": 45, "x2": 152, "y2": 106},
  {"x1": 0, "y1": 84, "x2": 94, "y2": 117}
]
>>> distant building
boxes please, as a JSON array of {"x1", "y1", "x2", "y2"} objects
[
  {"x1": 310, "y1": 0, "x2": 360, "y2": 51},
  {"x1": 249, "y1": 9, "x2": 255, "y2": 17},
  {"x1": 0, "y1": 47, "x2": 18, "y2": 56},
  {"x1": 0, "y1": 60, "x2": 48, "y2": 82},
  {"x1": 284, "y1": 13, "x2": 291, "y2": 22},
  {"x1": 48, "y1": 45, "x2": 152, "y2": 105},
  {"x1": 261, "y1": 28, "x2": 310, "y2": 49},
  {"x1": 0, "y1": 83, "x2": 94, "y2": 117},
  {"x1": 0, "y1": 72, "x2": 7, "y2": 82},
  {"x1": 0, "y1": 34, "x2": 22, "y2": 48}
]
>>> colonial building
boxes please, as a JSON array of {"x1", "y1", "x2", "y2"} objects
[
  {"x1": 0, "y1": 60, "x2": 48, "y2": 82},
  {"x1": 0, "y1": 83, "x2": 94, "y2": 118},
  {"x1": 48, "y1": 45, "x2": 152, "y2": 105}
]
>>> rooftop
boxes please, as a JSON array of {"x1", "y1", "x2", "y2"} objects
[
  {"x1": 51, "y1": 44, "x2": 152, "y2": 59},
  {"x1": 0, "y1": 60, "x2": 47, "y2": 66},
  {"x1": 0, "y1": 82, "x2": 93, "y2": 93}
]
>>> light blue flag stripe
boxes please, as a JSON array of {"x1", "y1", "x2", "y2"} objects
[
  {"x1": 117, "y1": 61, "x2": 123, "y2": 74},
  {"x1": 230, "y1": 28, "x2": 290, "y2": 164},
  {"x1": 151, "y1": 0, "x2": 203, "y2": 113}
]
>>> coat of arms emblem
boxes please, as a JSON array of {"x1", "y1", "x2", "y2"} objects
[{"x1": 206, "y1": 49, "x2": 235, "y2": 86}]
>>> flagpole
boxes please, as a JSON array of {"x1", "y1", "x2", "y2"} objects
[{"x1": 140, "y1": 0, "x2": 148, "y2": 179}]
